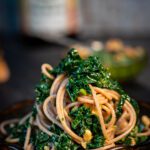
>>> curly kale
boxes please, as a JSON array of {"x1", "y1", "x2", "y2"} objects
[
  {"x1": 69, "y1": 105, "x2": 105, "y2": 149},
  {"x1": 54, "y1": 133, "x2": 81, "y2": 150},
  {"x1": 66, "y1": 56, "x2": 109, "y2": 101},
  {"x1": 87, "y1": 135, "x2": 105, "y2": 149},
  {"x1": 116, "y1": 94, "x2": 127, "y2": 118},
  {"x1": 30, "y1": 124, "x2": 80, "y2": 150},
  {"x1": 35, "y1": 74, "x2": 53, "y2": 104},
  {"x1": 116, "y1": 93, "x2": 139, "y2": 118},
  {"x1": 66, "y1": 56, "x2": 121, "y2": 101},
  {"x1": 51, "y1": 48, "x2": 82, "y2": 75},
  {"x1": 69, "y1": 105, "x2": 93, "y2": 136},
  {"x1": 31, "y1": 130, "x2": 51, "y2": 150},
  {"x1": 49, "y1": 124, "x2": 63, "y2": 135}
]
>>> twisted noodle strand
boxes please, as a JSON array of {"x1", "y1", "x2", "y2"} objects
[
  {"x1": 56, "y1": 78, "x2": 83, "y2": 144},
  {"x1": 0, "y1": 118, "x2": 19, "y2": 135},
  {"x1": 24, "y1": 117, "x2": 33, "y2": 150},
  {"x1": 43, "y1": 96, "x2": 63, "y2": 129},
  {"x1": 90, "y1": 85, "x2": 108, "y2": 140},
  {"x1": 41, "y1": 64, "x2": 54, "y2": 80}
]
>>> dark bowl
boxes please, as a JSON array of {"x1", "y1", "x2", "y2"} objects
[{"x1": 0, "y1": 99, "x2": 150, "y2": 150}]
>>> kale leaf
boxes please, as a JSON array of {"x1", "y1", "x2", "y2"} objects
[
  {"x1": 69, "y1": 105, "x2": 105, "y2": 149},
  {"x1": 54, "y1": 133, "x2": 81, "y2": 150},
  {"x1": 69, "y1": 105, "x2": 92, "y2": 136},
  {"x1": 87, "y1": 135, "x2": 105, "y2": 149},
  {"x1": 31, "y1": 124, "x2": 80, "y2": 150},
  {"x1": 32, "y1": 130, "x2": 50, "y2": 150},
  {"x1": 49, "y1": 124, "x2": 63, "y2": 135},
  {"x1": 35, "y1": 74, "x2": 52, "y2": 104},
  {"x1": 116, "y1": 94, "x2": 127, "y2": 118},
  {"x1": 116, "y1": 94, "x2": 139, "y2": 118},
  {"x1": 67, "y1": 56, "x2": 112, "y2": 101},
  {"x1": 51, "y1": 48, "x2": 82, "y2": 75}
]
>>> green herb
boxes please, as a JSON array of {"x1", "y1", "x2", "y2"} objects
[
  {"x1": 123, "y1": 138, "x2": 132, "y2": 145},
  {"x1": 31, "y1": 130, "x2": 51, "y2": 150},
  {"x1": 32, "y1": 105, "x2": 38, "y2": 117},
  {"x1": 116, "y1": 94, "x2": 126, "y2": 118},
  {"x1": 51, "y1": 48, "x2": 82, "y2": 75},
  {"x1": 69, "y1": 105, "x2": 92, "y2": 136},
  {"x1": 116, "y1": 94, "x2": 139, "y2": 118},
  {"x1": 54, "y1": 133, "x2": 81, "y2": 150},
  {"x1": 30, "y1": 124, "x2": 80, "y2": 150},
  {"x1": 69, "y1": 105, "x2": 105, "y2": 149},
  {"x1": 49, "y1": 124, "x2": 63, "y2": 135},
  {"x1": 87, "y1": 135, "x2": 105, "y2": 149},
  {"x1": 35, "y1": 74, "x2": 52, "y2": 104},
  {"x1": 67, "y1": 56, "x2": 112, "y2": 101}
]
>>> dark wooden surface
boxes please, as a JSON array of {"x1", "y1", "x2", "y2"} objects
[{"x1": 0, "y1": 36, "x2": 150, "y2": 110}]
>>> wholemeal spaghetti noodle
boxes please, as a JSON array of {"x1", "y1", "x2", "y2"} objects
[{"x1": 0, "y1": 49, "x2": 150, "y2": 150}]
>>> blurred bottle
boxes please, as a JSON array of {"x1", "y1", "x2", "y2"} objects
[{"x1": 21, "y1": 0, "x2": 79, "y2": 38}]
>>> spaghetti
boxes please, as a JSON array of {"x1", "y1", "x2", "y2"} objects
[{"x1": 0, "y1": 49, "x2": 150, "y2": 150}]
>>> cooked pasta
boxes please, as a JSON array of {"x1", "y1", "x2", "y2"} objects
[{"x1": 0, "y1": 49, "x2": 150, "y2": 150}]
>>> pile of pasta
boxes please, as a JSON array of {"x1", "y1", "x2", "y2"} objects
[{"x1": 0, "y1": 63, "x2": 150, "y2": 150}]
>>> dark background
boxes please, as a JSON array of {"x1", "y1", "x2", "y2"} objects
[{"x1": 0, "y1": 0, "x2": 150, "y2": 110}]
